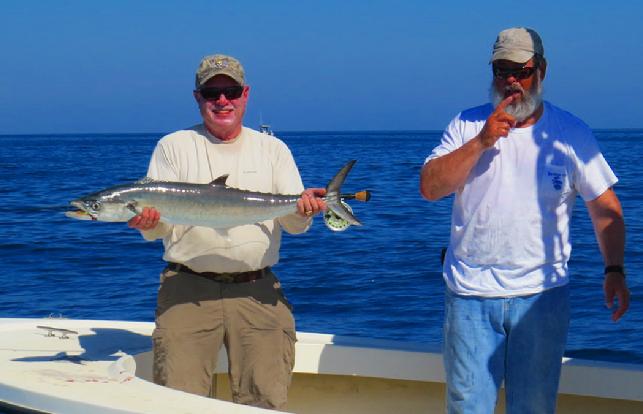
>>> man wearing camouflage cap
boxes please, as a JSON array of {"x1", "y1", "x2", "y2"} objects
[
  {"x1": 420, "y1": 28, "x2": 629, "y2": 413},
  {"x1": 128, "y1": 54, "x2": 326, "y2": 409}
]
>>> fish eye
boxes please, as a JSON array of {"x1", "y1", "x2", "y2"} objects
[{"x1": 90, "y1": 201, "x2": 101, "y2": 211}]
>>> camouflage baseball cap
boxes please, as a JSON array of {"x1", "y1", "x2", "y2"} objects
[
  {"x1": 195, "y1": 54, "x2": 245, "y2": 88},
  {"x1": 490, "y1": 27, "x2": 544, "y2": 63}
]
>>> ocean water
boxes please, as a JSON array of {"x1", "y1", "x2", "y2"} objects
[{"x1": 0, "y1": 130, "x2": 641, "y2": 364}]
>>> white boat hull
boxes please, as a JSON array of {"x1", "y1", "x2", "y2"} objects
[{"x1": 1, "y1": 318, "x2": 642, "y2": 413}]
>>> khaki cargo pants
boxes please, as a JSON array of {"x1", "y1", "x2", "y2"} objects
[{"x1": 152, "y1": 266, "x2": 296, "y2": 410}]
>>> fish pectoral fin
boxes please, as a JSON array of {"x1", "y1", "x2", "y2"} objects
[
  {"x1": 210, "y1": 175, "x2": 229, "y2": 186},
  {"x1": 126, "y1": 202, "x2": 140, "y2": 215}
]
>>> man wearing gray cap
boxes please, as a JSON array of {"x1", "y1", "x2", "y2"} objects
[
  {"x1": 420, "y1": 28, "x2": 629, "y2": 413},
  {"x1": 128, "y1": 54, "x2": 326, "y2": 409}
]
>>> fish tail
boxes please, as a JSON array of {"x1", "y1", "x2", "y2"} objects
[{"x1": 325, "y1": 160, "x2": 362, "y2": 226}]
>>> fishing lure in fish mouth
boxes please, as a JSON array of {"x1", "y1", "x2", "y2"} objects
[{"x1": 66, "y1": 160, "x2": 371, "y2": 231}]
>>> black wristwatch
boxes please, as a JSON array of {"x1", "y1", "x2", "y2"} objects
[{"x1": 604, "y1": 265, "x2": 626, "y2": 278}]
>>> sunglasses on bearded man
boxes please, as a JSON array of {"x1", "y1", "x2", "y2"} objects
[{"x1": 492, "y1": 65, "x2": 537, "y2": 80}]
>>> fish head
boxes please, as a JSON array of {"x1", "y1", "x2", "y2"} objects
[{"x1": 66, "y1": 187, "x2": 136, "y2": 222}]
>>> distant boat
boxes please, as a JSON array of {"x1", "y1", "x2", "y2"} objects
[{"x1": 259, "y1": 124, "x2": 275, "y2": 136}]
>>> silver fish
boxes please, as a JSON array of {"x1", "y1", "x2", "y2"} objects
[{"x1": 66, "y1": 160, "x2": 362, "y2": 229}]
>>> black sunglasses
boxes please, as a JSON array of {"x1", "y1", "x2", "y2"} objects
[
  {"x1": 198, "y1": 86, "x2": 244, "y2": 101},
  {"x1": 492, "y1": 65, "x2": 537, "y2": 80}
]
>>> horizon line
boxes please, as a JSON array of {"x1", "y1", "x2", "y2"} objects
[
  {"x1": 2, "y1": 127, "x2": 643, "y2": 137},
  {"x1": 0, "y1": 129, "x2": 444, "y2": 137}
]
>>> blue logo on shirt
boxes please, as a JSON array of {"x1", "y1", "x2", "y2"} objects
[{"x1": 548, "y1": 171, "x2": 564, "y2": 190}]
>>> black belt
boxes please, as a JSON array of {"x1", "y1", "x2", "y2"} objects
[{"x1": 167, "y1": 262, "x2": 267, "y2": 284}]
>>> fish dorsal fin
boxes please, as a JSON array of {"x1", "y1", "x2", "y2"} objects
[
  {"x1": 210, "y1": 175, "x2": 229, "y2": 186},
  {"x1": 135, "y1": 177, "x2": 156, "y2": 184}
]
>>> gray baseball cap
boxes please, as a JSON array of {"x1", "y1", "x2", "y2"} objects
[
  {"x1": 490, "y1": 27, "x2": 544, "y2": 63},
  {"x1": 195, "y1": 54, "x2": 245, "y2": 88}
]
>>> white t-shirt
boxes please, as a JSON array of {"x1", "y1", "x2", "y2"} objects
[
  {"x1": 426, "y1": 101, "x2": 617, "y2": 297},
  {"x1": 141, "y1": 125, "x2": 311, "y2": 273}
]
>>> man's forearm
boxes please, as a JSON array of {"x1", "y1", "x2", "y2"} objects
[
  {"x1": 420, "y1": 136, "x2": 487, "y2": 201},
  {"x1": 594, "y1": 214, "x2": 625, "y2": 268},
  {"x1": 586, "y1": 189, "x2": 625, "y2": 267}
]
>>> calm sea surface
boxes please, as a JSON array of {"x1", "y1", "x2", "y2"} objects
[{"x1": 0, "y1": 130, "x2": 641, "y2": 364}]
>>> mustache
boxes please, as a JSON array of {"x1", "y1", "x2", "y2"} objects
[{"x1": 505, "y1": 83, "x2": 524, "y2": 95}]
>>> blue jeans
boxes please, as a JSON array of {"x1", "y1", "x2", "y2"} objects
[{"x1": 444, "y1": 285, "x2": 570, "y2": 414}]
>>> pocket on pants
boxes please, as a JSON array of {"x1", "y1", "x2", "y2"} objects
[
  {"x1": 283, "y1": 329, "x2": 296, "y2": 373},
  {"x1": 271, "y1": 271, "x2": 295, "y2": 311},
  {"x1": 151, "y1": 328, "x2": 168, "y2": 386}
]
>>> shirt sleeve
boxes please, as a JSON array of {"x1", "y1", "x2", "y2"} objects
[
  {"x1": 570, "y1": 127, "x2": 618, "y2": 201},
  {"x1": 425, "y1": 113, "x2": 467, "y2": 164}
]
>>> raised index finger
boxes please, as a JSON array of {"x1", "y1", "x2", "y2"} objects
[{"x1": 494, "y1": 94, "x2": 516, "y2": 113}]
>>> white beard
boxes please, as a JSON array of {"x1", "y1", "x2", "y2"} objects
[{"x1": 490, "y1": 75, "x2": 544, "y2": 122}]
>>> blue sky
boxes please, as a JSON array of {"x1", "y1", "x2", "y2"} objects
[{"x1": 1, "y1": 0, "x2": 642, "y2": 134}]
